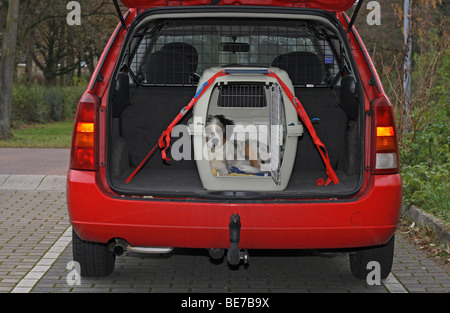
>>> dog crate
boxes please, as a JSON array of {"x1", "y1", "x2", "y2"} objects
[{"x1": 188, "y1": 67, "x2": 303, "y2": 191}]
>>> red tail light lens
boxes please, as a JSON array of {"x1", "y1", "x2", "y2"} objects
[
  {"x1": 372, "y1": 98, "x2": 399, "y2": 174},
  {"x1": 70, "y1": 93, "x2": 99, "y2": 170}
]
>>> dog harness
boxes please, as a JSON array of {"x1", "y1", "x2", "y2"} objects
[{"x1": 126, "y1": 69, "x2": 339, "y2": 186}]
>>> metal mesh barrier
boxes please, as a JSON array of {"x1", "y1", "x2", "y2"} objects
[{"x1": 127, "y1": 18, "x2": 347, "y2": 87}]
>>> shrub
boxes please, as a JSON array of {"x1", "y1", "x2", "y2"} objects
[
  {"x1": 61, "y1": 85, "x2": 85, "y2": 120},
  {"x1": 12, "y1": 84, "x2": 46, "y2": 123},
  {"x1": 400, "y1": 85, "x2": 450, "y2": 223},
  {"x1": 11, "y1": 84, "x2": 85, "y2": 124},
  {"x1": 44, "y1": 87, "x2": 64, "y2": 121}
]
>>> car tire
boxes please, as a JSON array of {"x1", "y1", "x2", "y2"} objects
[
  {"x1": 349, "y1": 235, "x2": 395, "y2": 280},
  {"x1": 72, "y1": 229, "x2": 115, "y2": 277}
]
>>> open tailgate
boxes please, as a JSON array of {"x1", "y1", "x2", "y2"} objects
[{"x1": 119, "y1": 0, "x2": 356, "y2": 11}]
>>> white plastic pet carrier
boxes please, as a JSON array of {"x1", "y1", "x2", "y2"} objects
[{"x1": 188, "y1": 67, "x2": 303, "y2": 191}]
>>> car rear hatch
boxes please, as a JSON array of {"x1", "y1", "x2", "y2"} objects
[
  {"x1": 105, "y1": 5, "x2": 367, "y2": 200},
  {"x1": 118, "y1": 0, "x2": 356, "y2": 11}
]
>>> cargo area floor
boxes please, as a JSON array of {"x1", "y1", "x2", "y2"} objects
[{"x1": 110, "y1": 166, "x2": 361, "y2": 199}]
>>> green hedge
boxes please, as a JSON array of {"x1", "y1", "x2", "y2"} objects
[
  {"x1": 399, "y1": 52, "x2": 450, "y2": 224},
  {"x1": 11, "y1": 84, "x2": 85, "y2": 124}
]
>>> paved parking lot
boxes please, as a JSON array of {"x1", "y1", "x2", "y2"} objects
[
  {"x1": 0, "y1": 186, "x2": 449, "y2": 294},
  {"x1": 0, "y1": 149, "x2": 449, "y2": 294},
  {"x1": 0, "y1": 148, "x2": 69, "y2": 175}
]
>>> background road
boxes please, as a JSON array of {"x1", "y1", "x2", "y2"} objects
[
  {"x1": 0, "y1": 148, "x2": 448, "y2": 293},
  {"x1": 0, "y1": 148, "x2": 69, "y2": 175}
]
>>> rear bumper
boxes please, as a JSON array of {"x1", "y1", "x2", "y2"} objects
[{"x1": 67, "y1": 170, "x2": 402, "y2": 250}]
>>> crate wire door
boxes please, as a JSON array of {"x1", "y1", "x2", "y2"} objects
[
  {"x1": 218, "y1": 83, "x2": 267, "y2": 108},
  {"x1": 270, "y1": 83, "x2": 282, "y2": 185}
]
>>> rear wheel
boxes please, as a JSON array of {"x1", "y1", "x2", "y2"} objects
[
  {"x1": 349, "y1": 235, "x2": 395, "y2": 280},
  {"x1": 72, "y1": 230, "x2": 115, "y2": 277}
]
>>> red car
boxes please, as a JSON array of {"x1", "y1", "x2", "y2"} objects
[{"x1": 68, "y1": 0, "x2": 402, "y2": 279}]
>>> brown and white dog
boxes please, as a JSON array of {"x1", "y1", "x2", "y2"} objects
[{"x1": 205, "y1": 115, "x2": 267, "y2": 175}]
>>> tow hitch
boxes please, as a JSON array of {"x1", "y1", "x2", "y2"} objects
[{"x1": 227, "y1": 214, "x2": 249, "y2": 266}]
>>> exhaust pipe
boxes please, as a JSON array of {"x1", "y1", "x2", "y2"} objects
[
  {"x1": 109, "y1": 238, "x2": 128, "y2": 256},
  {"x1": 108, "y1": 239, "x2": 173, "y2": 255},
  {"x1": 127, "y1": 246, "x2": 173, "y2": 254}
]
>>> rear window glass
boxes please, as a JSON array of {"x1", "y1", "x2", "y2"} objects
[{"x1": 125, "y1": 18, "x2": 347, "y2": 87}]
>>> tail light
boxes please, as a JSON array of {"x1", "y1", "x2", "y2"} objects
[
  {"x1": 372, "y1": 97, "x2": 400, "y2": 174},
  {"x1": 70, "y1": 93, "x2": 99, "y2": 170}
]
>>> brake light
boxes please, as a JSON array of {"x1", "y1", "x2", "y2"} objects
[
  {"x1": 376, "y1": 126, "x2": 395, "y2": 137},
  {"x1": 372, "y1": 98, "x2": 399, "y2": 174},
  {"x1": 70, "y1": 93, "x2": 99, "y2": 170}
]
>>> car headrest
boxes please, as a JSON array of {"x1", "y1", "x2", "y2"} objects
[
  {"x1": 145, "y1": 42, "x2": 198, "y2": 85},
  {"x1": 272, "y1": 51, "x2": 324, "y2": 85}
]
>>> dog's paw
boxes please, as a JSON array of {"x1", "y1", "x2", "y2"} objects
[{"x1": 211, "y1": 166, "x2": 229, "y2": 176}]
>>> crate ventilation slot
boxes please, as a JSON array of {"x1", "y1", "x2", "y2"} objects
[{"x1": 218, "y1": 83, "x2": 267, "y2": 108}]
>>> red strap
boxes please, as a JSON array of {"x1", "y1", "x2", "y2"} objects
[
  {"x1": 125, "y1": 143, "x2": 159, "y2": 184},
  {"x1": 265, "y1": 71, "x2": 339, "y2": 185}
]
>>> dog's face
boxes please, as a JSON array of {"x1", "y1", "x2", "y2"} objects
[{"x1": 205, "y1": 115, "x2": 233, "y2": 150}]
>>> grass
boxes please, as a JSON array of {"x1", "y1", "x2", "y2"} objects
[{"x1": 0, "y1": 120, "x2": 74, "y2": 148}]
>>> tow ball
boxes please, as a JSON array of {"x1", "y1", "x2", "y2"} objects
[{"x1": 227, "y1": 213, "x2": 249, "y2": 266}]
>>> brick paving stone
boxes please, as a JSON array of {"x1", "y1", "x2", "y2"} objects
[
  {"x1": 29, "y1": 230, "x2": 449, "y2": 294},
  {"x1": 0, "y1": 190, "x2": 69, "y2": 293}
]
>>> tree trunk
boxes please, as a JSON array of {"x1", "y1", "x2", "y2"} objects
[
  {"x1": 403, "y1": 0, "x2": 412, "y2": 135},
  {"x1": 25, "y1": 29, "x2": 35, "y2": 85},
  {"x1": 0, "y1": 0, "x2": 21, "y2": 139}
]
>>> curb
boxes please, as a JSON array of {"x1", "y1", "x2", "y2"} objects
[
  {"x1": 401, "y1": 205, "x2": 450, "y2": 246},
  {"x1": 0, "y1": 174, "x2": 66, "y2": 191}
]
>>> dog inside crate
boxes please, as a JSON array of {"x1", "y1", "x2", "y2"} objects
[
  {"x1": 188, "y1": 67, "x2": 303, "y2": 191},
  {"x1": 204, "y1": 114, "x2": 270, "y2": 177},
  {"x1": 204, "y1": 81, "x2": 282, "y2": 175}
]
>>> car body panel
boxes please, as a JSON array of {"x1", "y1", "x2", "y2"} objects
[{"x1": 68, "y1": 170, "x2": 401, "y2": 249}]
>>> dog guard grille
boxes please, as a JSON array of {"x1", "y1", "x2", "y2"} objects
[{"x1": 127, "y1": 18, "x2": 348, "y2": 87}]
